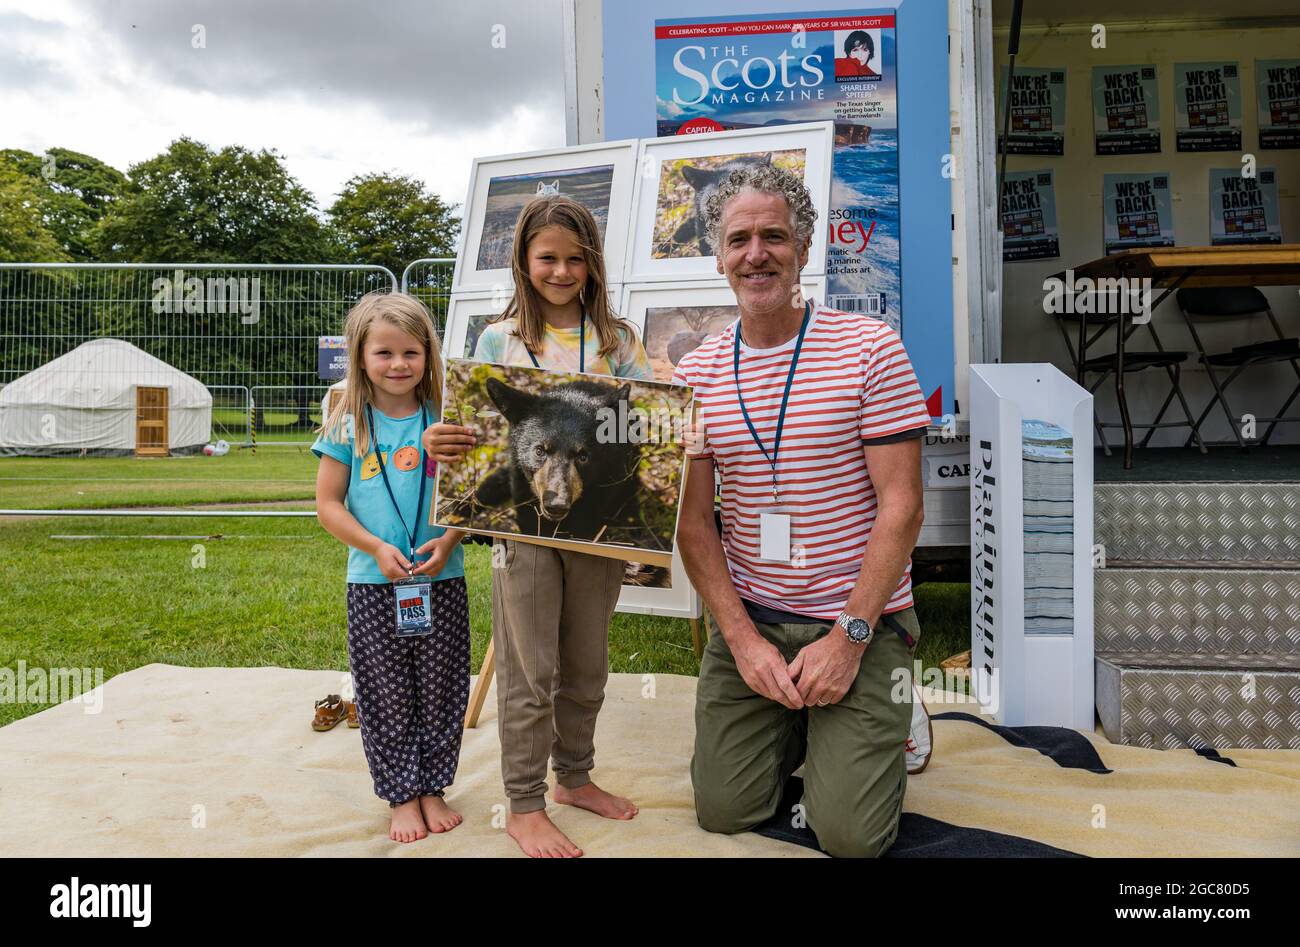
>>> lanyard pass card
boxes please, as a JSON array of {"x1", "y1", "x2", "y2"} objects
[
  {"x1": 392, "y1": 574, "x2": 434, "y2": 637},
  {"x1": 758, "y1": 506, "x2": 792, "y2": 562}
]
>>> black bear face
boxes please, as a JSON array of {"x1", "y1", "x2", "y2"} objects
[
  {"x1": 485, "y1": 377, "x2": 635, "y2": 522},
  {"x1": 672, "y1": 152, "x2": 774, "y2": 256}
]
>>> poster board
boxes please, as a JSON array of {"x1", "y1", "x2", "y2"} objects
[
  {"x1": 1092, "y1": 65, "x2": 1161, "y2": 155},
  {"x1": 1102, "y1": 172, "x2": 1174, "y2": 256},
  {"x1": 998, "y1": 66, "x2": 1066, "y2": 156},
  {"x1": 1209, "y1": 167, "x2": 1283, "y2": 245},
  {"x1": 1173, "y1": 61, "x2": 1242, "y2": 152}
]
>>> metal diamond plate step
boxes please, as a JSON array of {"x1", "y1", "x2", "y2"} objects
[
  {"x1": 1095, "y1": 566, "x2": 1300, "y2": 654},
  {"x1": 1095, "y1": 481, "x2": 1300, "y2": 561},
  {"x1": 1096, "y1": 652, "x2": 1300, "y2": 749}
]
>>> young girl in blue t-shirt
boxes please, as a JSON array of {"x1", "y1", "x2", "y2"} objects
[{"x1": 313, "y1": 292, "x2": 468, "y2": 844}]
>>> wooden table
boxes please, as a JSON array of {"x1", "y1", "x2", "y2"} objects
[{"x1": 1064, "y1": 245, "x2": 1300, "y2": 468}]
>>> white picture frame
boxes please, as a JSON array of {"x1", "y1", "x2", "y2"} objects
[
  {"x1": 444, "y1": 287, "x2": 625, "y2": 361},
  {"x1": 442, "y1": 291, "x2": 509, "y2": 360},
  {"x1": 452, "y1": 140, "x2": 639, "y2": 293},
  {"x1": 616, "y1": 547, "x2": 700, "y2": 620},
  {"x1": 624, "y1": 121, "x2": 835, "y2": 284},
  {"x1": 621, "y1": 278, "x2": 828, "y2": 383}
]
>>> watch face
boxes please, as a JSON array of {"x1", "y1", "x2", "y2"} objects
[{"x1": 846, "y1": 618, "x2": 872, "y2": 642}]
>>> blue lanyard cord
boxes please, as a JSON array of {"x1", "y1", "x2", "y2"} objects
[
  {"x1": 365, "y1": 404, "x2": 428, "y2": 566},
  {"x1": 733, "y1": 302, "x2": 812, "y2": 502},
  {"x1": 526, "y1": 310, "x2": 585, "y2": 373}
]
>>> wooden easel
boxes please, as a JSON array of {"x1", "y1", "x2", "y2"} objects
[{"x1": 463, "y1": 614, "x2": 706, "y2": 729}]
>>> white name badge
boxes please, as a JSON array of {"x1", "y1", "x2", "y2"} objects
[
  {"x1": 759, "y1": 510, "x2": 792, "y2": 562},
  {"x1": 392, "y1": 577, "x2": 433, "y2": 637}
]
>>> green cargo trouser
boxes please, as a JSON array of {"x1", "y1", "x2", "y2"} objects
[{"x1": 691, "y1": 606, "x2": 922, "y2": 858}]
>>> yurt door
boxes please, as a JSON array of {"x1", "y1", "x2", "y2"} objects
[{"x1": 135, "y1": 387, "x2": 169, "y2": 456}]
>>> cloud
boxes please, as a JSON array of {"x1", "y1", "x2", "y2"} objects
[{"x1": 0, "y1": 0, "x2": 570, "y2": 209}]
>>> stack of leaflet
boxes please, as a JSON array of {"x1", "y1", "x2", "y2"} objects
[{"x1": 1022, "y1": 419, "x2": 1074, "y2": 635}]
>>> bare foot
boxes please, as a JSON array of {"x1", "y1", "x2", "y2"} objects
[
  {"x1": 389, "y1": 799, "x2": 428, "y2": 843},
  {"x1": 419, "y1": 794, "x2": 463, "y2": 833},
  {"x1": 554, "y1": 781, "x2": 638, "y2": 820},
  {"x1": 507, "y1": 810, "x2": 583, "y2": 858}
]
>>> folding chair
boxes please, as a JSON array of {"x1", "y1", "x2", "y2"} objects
[
  {"x1": 1052, "y1": 292, "x2": 1207, "y2": 456},
  {"x1": 1176, "y1": 287, "x2": 1300, "y2": 450}
]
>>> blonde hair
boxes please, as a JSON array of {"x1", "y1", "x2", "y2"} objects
[
  {"x1": 492, "y1": 195, "x2": 634, "y2": 361},
  {"x1": 318, "y1": 292, "x2": 444, "y2": 457}
]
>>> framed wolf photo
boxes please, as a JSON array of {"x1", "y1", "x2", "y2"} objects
[
  {"x1": 625, "y1": 121, "x2": 833, "y2": 283},
  {"x1": 452, "y1": 140, "x2": 639, "y2": 293},
  {"x1": 432, "y1": 359, "x2": 693, "y2": 566}
]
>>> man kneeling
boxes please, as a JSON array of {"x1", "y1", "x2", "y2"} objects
[{"x1": 673, "y1": 163, "x2": 931, "y2": 858}]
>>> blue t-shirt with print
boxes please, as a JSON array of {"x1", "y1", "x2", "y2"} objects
[{"x1": 311, "y1": 403, "x2": 465, "y2": 585}]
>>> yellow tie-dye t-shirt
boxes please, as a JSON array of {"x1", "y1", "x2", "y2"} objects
[{"x1": 472, "y1": 317, "x2": 653, "y2": 380}]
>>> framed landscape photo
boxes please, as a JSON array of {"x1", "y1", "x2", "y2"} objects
[
  {"x1": 622, "y1": 278, "x2": 828, "y2": 382},
  {"x1": 442, "y1": 292, "x2": 508, "y2": 359},
  {"x1": 624, "y1": 121, "x2": 834, "y2": 283},
  {"x1": 432, "y1": 359, "x2": 693, "y2": 567},
  {"x1": 452, "y1": 140, "x2": 639, "y2": 293}
]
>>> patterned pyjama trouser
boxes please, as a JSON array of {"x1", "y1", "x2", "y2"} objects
[{"x1": 345, "y1": 577, "x2": 471, "y2": 806}]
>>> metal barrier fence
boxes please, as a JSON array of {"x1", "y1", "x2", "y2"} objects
[
  {"x1": 0, "y1": 263, "x2": 395, "y2": 453},
  {"x1": 400, "y1": 257, "x2": 455, "y2": 336},
  {"x1": 0, "y1": 260, "x2": 463, "y2": 517}
]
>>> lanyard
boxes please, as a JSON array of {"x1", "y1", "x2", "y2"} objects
[
  {"x1": 365, "y1": 404, "x2": 428, "y2": 567},
  {"x1": 527, "y1": 310, "x2": 585, "y2": 373},
  {"x1": 733, "y1": 301, "x2": 811, "y2": 503}
]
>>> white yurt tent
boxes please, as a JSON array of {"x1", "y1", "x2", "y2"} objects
[{"x1": 0, "y1": 339, "x2": 212, "y2": 456}]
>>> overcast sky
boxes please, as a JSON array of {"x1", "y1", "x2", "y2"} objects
[{"x1": 1, "y1": 0, "x2": 569, "y2": 222}]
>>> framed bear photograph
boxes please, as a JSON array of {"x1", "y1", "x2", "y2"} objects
[
  {"x1": 431, "y1": 359, "x2": 694, "y2": 567},
  {"x1": 452, "y1": 140, "x2": 639, "y2": 293},
  {"x1": 621, "y1": 278, "x2": 828, "y2": 382},
  {"x1": 624, "y1": 121, "x2": 834, "y2": 283}
]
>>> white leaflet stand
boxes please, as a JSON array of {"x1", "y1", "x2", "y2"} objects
[{"x1": 969, "y1": 364, "x2": 1094, "y2": 730}]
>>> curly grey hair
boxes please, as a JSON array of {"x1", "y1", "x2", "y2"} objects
[{"x1": 703, "y1": 163, "x2": 818, "y2": 253}]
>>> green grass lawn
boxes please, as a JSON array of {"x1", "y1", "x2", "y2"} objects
[
  {"x1": 0, "y1": 451, "x2": 971, "y2": 728},
  {"x1": 0, "y1": 443, "x2": 319, "y2": 509}
]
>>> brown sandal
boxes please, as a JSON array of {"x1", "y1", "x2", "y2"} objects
[
  {"x1": 344, "y1": 699, "x2": 360, "y2": 728},
  {"x1": 312, "y1": 694, "x2": 347, "y2": 731}
]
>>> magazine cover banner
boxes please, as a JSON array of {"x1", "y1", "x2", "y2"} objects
[
  {"x1": 998, "y1": 66, "x2": 1066, "y2": 156},
  {"x1": 604, "y1": 0, "x2": 953, "y2": 418},
  {"x1": 1256, "y1": 59, "x2": 1300, "y2": 150},
  {"x1": 1209, "y1": 168, "x2": 1282, "y2": 245},
  {"x1": 1173, "y1": 62, "x2": 1242, "y2": 153},
  {"x1": 1102, "y1": 172, "x2": 1174, "y2": 256}
]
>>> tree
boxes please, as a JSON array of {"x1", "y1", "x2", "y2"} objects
[
  {"x1": 328, "y1": 172, "x2": 460, "y2": 279},
  {"x1": 0, "y1": 147, "x2": 128, "y2": 261},
  {"x1": 97, "y1": 137, "x2": 336, "y2": 262},
  {"x1": 0, "y1": 158, "x2": 68, "y2": 263}
]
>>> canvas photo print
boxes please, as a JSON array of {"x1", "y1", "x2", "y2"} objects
[
  {"x1": 476, "y1": 164, "x2": 615, "y2": 271},
  {"x1": 434, "y1": 360, "x2": 692, "y2": 559},
  {"x1": 653, "y1": 149, "x2": 806, "y2": 258}
]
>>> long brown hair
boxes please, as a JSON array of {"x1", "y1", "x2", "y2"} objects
[
  {"x1": 317, "y1": 292, "x2": 444, "y2": 457},
  {"x1": 493, "y1": 195, "x2": 632, "y2": 360}
]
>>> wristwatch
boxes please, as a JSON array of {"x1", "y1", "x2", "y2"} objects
[{"x1": 836, "y1": 612, "x2": 874, "y2": 646}]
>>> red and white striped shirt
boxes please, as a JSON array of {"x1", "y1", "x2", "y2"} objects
[{"x1": 672, "y1": 302, "x2": 931, "y2": 619}]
